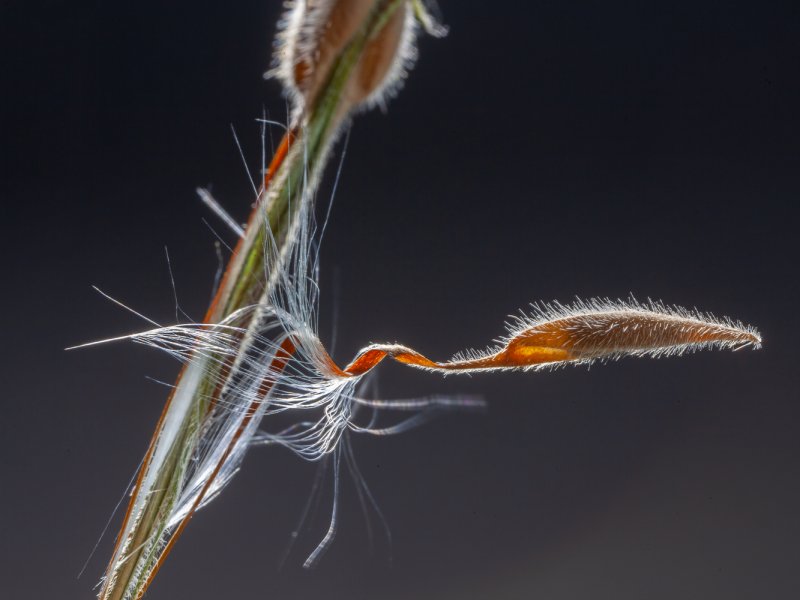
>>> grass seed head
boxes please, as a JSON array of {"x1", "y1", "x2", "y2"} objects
[
  {"x1": 271, "y1": 0, "x2": 428, "y2": 119},
  {"x1": 447, "y1": 298, "x2": 763, "y2": 372}
]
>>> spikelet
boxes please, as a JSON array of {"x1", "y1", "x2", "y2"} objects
[
  {"x1": 271, "y1": 0, "x2": 444, "y2": 120},
  {"x1": 503, "y1": 299, "x2": 762, "y2": 366}
]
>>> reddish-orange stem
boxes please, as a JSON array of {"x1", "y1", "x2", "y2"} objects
[{"x1": 204, "y1": 128, "x2": 295, "y2": 323}]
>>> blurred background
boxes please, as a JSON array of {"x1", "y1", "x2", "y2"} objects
[{"x1": 2, "y1": 1, "x2": 798, "y2": 598}]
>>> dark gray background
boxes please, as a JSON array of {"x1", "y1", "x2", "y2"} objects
[{"x1": 2, "y1": 1, "x2": 799, "y2": 598}]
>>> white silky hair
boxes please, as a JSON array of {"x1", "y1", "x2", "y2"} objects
[
  {"x1": 75, "y1": 125, "x2": 482, "y2": 571},
  {"x1": 268, "y1": 0, "x2": 435, "y2": 118}
]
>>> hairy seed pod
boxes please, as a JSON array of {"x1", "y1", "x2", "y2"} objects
[
  {"x1": 341, "y1": 298, "x2": 762, "y2": 374},
  {"x1": 490, "y1": 302, "x2": 762, "y2": 368},
  {"x1": 271, "y1": 0, "x2": 424, "y2": 118}
]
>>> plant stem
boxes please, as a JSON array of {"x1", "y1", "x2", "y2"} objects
[{"x1": 98, "y1": 3, "x2": 406, "y2": 599}]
